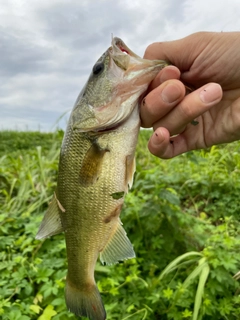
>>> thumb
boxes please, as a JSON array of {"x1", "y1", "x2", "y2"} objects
[{"x1": 143, "y1": 32, "x2": 212, "y2": 72}]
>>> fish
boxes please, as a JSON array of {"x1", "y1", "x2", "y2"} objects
[{"x1": 36, "y1": 37, "x2": 168, "y2": 320}]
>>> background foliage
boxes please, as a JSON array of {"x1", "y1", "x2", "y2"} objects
[{"x1": 1, "y1": 129, "x2": 240, "y2": 319}]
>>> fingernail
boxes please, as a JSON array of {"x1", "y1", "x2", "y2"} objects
[
  {"x1": 161, "y1": 84, "x2": 182, "y2": 103},
  {"x1": 199, "y1": 83, "x2": 222, "y2": 103}
]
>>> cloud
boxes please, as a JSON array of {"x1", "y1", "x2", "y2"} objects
[
  {"x1": 162, "y1": 0, "x2": 240, "y2": 40},
  {"x1": 1, "y1": 0, "x2": 240, "y2": 131}
]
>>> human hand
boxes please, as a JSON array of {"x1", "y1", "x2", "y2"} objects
[{"x1": 141, "y1": 32, "x2": 240, "y2": 158}]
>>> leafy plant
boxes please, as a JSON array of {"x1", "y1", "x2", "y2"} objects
[{"x1": 1, "y1": 130, "x2": 240, "y2": 319}]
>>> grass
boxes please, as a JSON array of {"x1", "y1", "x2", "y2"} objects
[{"x1": 1, "y1": 130, "x2": 240, "y2": 319}]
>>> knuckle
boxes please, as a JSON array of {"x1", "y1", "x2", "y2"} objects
[
  {"x1": 144, "y1": 42, "x2": 161, "y2": 59},
  {"x1": 144, "y1": 44, "x2": 154, "y2": 58}
]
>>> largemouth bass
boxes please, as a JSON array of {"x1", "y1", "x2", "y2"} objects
[{"x1": 36, "y1": 37, "x2": 167, "y2": 320}]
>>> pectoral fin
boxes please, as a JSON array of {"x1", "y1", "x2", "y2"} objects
[
  {"x1": 100, "y1": 220, "x2": 135, "y2": 265},
  {"x1": 79, "y1": 141, "x2": 109, "y2": 187},
  {"x1": 36, "y1": 192, "x2": 64, "y2": 240},
  {"x1": 125, "y1": 155, "x2": 136, "y2": 190}
]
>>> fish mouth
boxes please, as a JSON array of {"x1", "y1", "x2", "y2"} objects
[
  {"x1": 92, "y1": 37, "x2": 165, "y2": 134},
  {"x1": 112, "y1": 37, "x2": 140, "y2": 59},
  {"x1": 110, "y1": 37, "x2": 167, "y2": 72},
  {"x1": 109, "y1": 37, "x2": 141, "y2": 71},
  {"x1": 71, "y1": 37, "x2": 167, "y2": 134}
]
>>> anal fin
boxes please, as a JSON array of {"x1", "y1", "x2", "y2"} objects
[
  {"x1": 36, "y1": 192, "x2": 64, "y2": 240},
  {"x1": 100, "y1": 220, "x2": 135, "y2": 265}
]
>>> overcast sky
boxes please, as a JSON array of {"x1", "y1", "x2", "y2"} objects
[{"x1": 1, "y1": 0, "x2": 240, "y2": 131}]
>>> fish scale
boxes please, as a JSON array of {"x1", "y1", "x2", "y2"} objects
[{"x1": 36, "y1": 37, "x2": 168, "y2": 320}]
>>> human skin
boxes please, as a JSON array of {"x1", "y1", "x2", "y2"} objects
[{"x1": 140, "y1": 32, "x2": 240, "y2": 159}]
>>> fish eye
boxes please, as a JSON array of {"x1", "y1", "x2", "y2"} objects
[{"x1": 92, "y1": 62, "x2": 104, "y2": 75}]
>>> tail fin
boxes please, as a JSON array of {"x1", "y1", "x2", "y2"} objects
[{"x1": 65, "y1": 279, "x2": 106, "y2": 320}]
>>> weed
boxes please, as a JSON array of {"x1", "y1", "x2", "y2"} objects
[{"x1": 1, "y1": 130, "x2": 240, "y2": 319}]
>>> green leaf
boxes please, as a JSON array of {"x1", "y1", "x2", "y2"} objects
[
  {"x1": 182, "y1": 309, "x2": 193, "y2": 317},
  {"x1": 37, "y1": 305, "x2": 57, "y2": 320},
  {"x1": 193, "y1": 262, "x2": 210, "y2": 320},
  {"x1": 163, "y1": 287, "x2": 173, "y2": 299},
  {"x1": 182, "y1": 258, "x2": 207, "y2": 290},
  {"x1": 30, "y1": 304, "x2": 42, "y2": 314},
  {"x1": 158, "y1": 252, "x2": 203, "y2": 281}
]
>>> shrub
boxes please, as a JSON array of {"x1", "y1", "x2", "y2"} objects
[{"x1": 1, "y1": 130, "x2": 240, "y2": 319}]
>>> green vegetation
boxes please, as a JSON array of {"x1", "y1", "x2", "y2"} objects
[
  {"x1": 1, "y1": 129, "x2": 240, "y2": 320},
  {"x1": 0, "y1": 130, "x2": 64, "y2": 157}
]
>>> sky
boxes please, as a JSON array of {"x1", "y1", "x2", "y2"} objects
[{"x1": 1, "y1": 0, "x2": 240, "y2": 131}]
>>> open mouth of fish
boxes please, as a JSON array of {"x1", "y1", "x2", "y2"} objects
[{"x1": 92, "y1": 37, "x2": 144, "y2": 134}]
